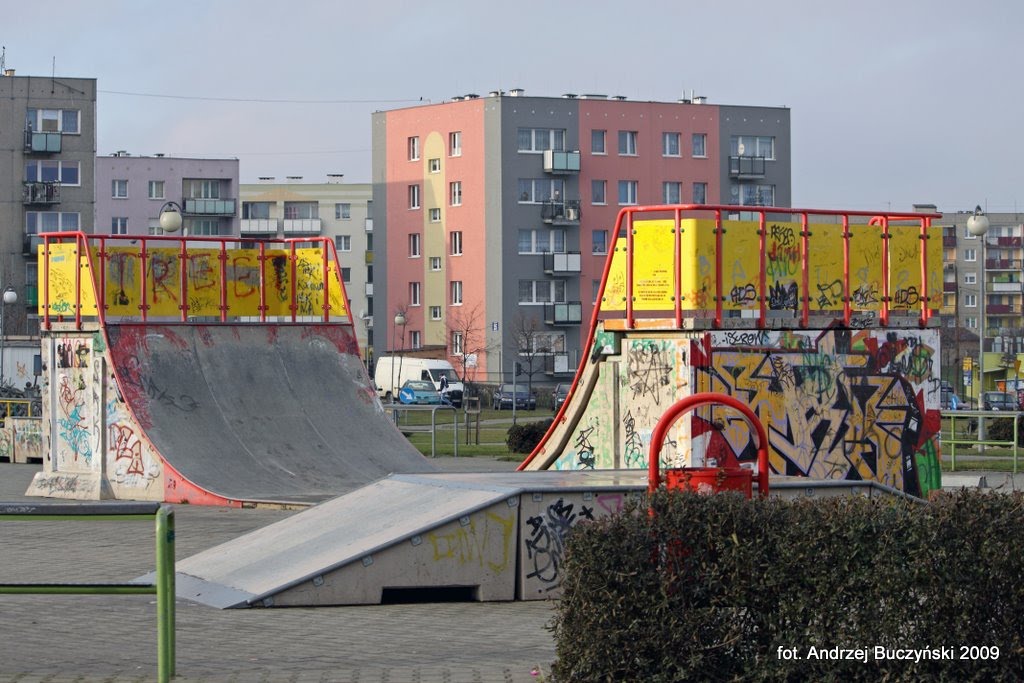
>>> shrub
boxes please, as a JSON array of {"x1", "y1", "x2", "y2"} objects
[
  {"x1": 985, "y1": 415, "x2": 1024, "y2": 445},
  {"x1": 505, "y1": 419, "x2": 553, "y2": 453}
]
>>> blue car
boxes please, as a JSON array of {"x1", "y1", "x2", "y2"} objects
[{"x1": 398, "y1": 380, "x2": 441, "y2": 405}]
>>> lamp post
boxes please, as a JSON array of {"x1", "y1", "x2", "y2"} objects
[
  {"x1": 392, "y1": 311, "x2": 406, "y2": 402},
  {"x1": 158, "y1": 201, "x2": 184, "y2": 234},
  {"x1": 967, "y1": 205, "x2": 990, "y2": 440},
  {"x1": 0, "y1": 286, "x2": 17, "y2": 387}
]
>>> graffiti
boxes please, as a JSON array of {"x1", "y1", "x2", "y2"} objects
[
  {"x1": 0, "y1": 429, "x2": 11, "y2": 459},
  {"x1": 428, "y1": 511, "x2": 516, "y2": 573},
  {"x1": 574, "y1": 424, "x2": 596, "y2": 469},
  {"x1": 524, "y1": 498, "x2": 595, "y2": 591},
  {"x1": 32, "y1": 474, "x2": 83, "y2": 495},
  {"x1": 622, "y1": 410, "x2": 645, "y2": 468},
  {"x1": 769, "y1": 223, "x2": 796, "y2": 246},
  {"x1": 730, "y1": 283, "x2": 758, "y2": 305},
  {"x1": 56, "y1": 342, "x2": 90, "y2": 369},
  {"x1": 892, "y1": 286, "x2": 922, "y2": 310},
  {"x1": 815, "y1": 279, "x2": 843, "y2": 308},
  {"x1": 627, "y1": 341, "x2": 673, "y2": 405},
  {"x1": 230, "y1": 256, "x2": 259, "y2": 299},
  {"x1": 766, "y1": 239, "x2": 800, "y2": 280},
  {"x1": 723, "y1": 330, "x2": 771, "y2": 347},
  {"x1": 851, "y1": 284, "x2": 879, "y2": 308},
  {"x1": 767, "y1": 281, "x2": 799, "y2": 311},
  {"x1": 121, "y1": 356, "x2": 199, "y2": 412},
  {"x1": 149, "y1": 251, "x2": 179, "y2": 304},
  {"x1": 57, "y1": 374, "x2": 92, "y2": 464}
]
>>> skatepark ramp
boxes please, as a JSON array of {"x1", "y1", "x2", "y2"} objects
[{"x1": 27, "y1": 233, "x2": 434, "y2": 505}]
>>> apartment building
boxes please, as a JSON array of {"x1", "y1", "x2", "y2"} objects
[
  {"x1": 371, "y1": 90, "x2": 791, "y2": 384},
  {"x1": 239, "y1": 178, "x2": 374, "y2": 364},
  {"x1": 0, "y1": 70, "x2": 96, "y2": 336},
  {"x1": 95, "y1": 153, "x2": 239, "y2": 237}
]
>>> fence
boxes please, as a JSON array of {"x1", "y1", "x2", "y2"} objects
[{"x1": 943, "y1": 410, "x2": 1021, "y2": 474}]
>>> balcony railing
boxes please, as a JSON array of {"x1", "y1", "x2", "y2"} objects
[
  {"x1": 365, "y1": 282, "x2": 374, "y2": 296},
  {"x1": 543, "y1": 301, "x2": 582, "y2": 325},
  {"x1": 23, "y1": 181, "x2": 61, "y2": 205},
  {"x1": 22, "y1": 235, "x2": 42, "y2": 256},
  {"x1": 543, "y1": 352, "x2": 573, "y2": 375},
  {"x1": 24, "y1": 286, "x2": 38, "y2": 308},
  {"x1": 943, "y1": 281, "x2": 957, "y2": 292},
  {"x1": 541, "y1": 199, "x2": 581, "y2": 225},
  {"x1": 728, "y1": 155, "x2": 766, "y2": 178},
  {"x1": 185, "y1": 198, "x2": 237, "y2": 216},
  {"x1": 996, "y1": 236, "x2": 1023, "y2": 247},
  {"x1": 990, "y1": 281, "x2": 1022, "y2": 293},
  {"x1": 943, "y1": 235, "x2": 957, "y2": 247},
  {"x1": 24, "y1": 130, "x2": 61, "y2": 153},
  {"x1": 240, "y1": 218, "x2": 277, "y2": 235},
  {"x1": 543, "y1": 150, "x2": 581, "y2": 174},
  {"x1": 282, "y1": 218, "x2": 322, "y2": 234},
  {"x1": 365, "y1": 218, "x2": 374, "y2": 232},
  {"x1": 543, "y1": 251, "x2": 582, "y2": 274},
  {"x1": 986, "y1": 258, "x2": 1022, "y2": 270},
  {"x1": 986, "y1": 304, "x2": 1022, "y2": 314}
]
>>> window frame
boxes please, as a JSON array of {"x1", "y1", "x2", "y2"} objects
[
  {"x1": 408, "y1": 136, "x2": 420, "y2": 161},
  {"x1": 450, "y1": 280, "x2": 463, "y2": 305},
  {"x1": 148, "y1": 180, "x2": 165, "y2": 199},
  {"x1": 449, "y1": 181, "x2": 462, "y2": 206},
  {"x1": 692, "y1": 133, "x2": 707, "y2": 158},
  {"x1": 408, "y1": 184, "x2": 421, "y2": 209},
  {"x1": 450, "y1": 231, "x2": 463, "y2": 256},
  {"x1": 112, "y1": 179, "x2": 128, "y2": 199},
  {"x1": 336, "y1": 235, "x2": 352, "y2": 252},
  {"x1": 618, "y1": 180, "x2": 638, "y2": 206},
  {"x1": 662, "y1": 132, "x2": 681, "y2": 157},
  {"x1": 335, "y1": 202, "x2": 351, "y2": 219},
  {"x1": 449, "y1": 131, "x2": 462, "y2": 157},
  {"x1": 663, "y1": 181, "x2": 682, "y2": 204},
  {"x1": 618, "y1": 130, "x2": 638, "y2": 156},
  {"x1": 591, "y1": 129, "x2": 606, "y2": 155},
  {"x1": 408, "y1": 233, "x2": 422, "y2": 258}
]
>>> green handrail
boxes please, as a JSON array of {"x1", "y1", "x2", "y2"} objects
[
  {"x1": 942, "y1": 410, "x2": 1021, "y2": 474},
  {"x1": 0, "y1": 502, "x2": 175, "y2": 681}
]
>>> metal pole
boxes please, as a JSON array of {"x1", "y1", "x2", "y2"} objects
[
  {"x1": 979, "y1": 236, "x2": 987, "y2": 441},
  {"x1": 1, "y1": 298, "x2": 5, "y2": 387}
]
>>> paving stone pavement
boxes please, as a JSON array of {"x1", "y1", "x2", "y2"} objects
[{"x1": 0, "y1": 459, "x2": 558, "y2": 683}]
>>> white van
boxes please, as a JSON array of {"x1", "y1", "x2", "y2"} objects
[{"x1": 374, "y1": 357, "x2": 464, "y2": 407}]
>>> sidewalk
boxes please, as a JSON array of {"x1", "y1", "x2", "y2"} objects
[{"x1": 0, "y1": 461, "x2": 555, "y2": 683}]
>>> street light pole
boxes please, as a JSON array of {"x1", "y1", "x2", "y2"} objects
[
  {"x1": 967, "y1": 205, "x2": 990, "y2": 440},
  {"x1": 392, "y1": 311, "x2": 406, "y2": 403},
  {"x1": 0, "y1": 286, "x2": 17, "y2": 388}
]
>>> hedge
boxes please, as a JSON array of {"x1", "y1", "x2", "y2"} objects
[{"x1": 550, "y1": 489, "x2": 1024, "y2": 681}]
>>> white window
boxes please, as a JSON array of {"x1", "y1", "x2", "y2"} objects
[
  {"x1": 409, "y1": 330, "x2": 421, "y2": 349},
  {"x1": 430, "y1": 305, "x2": 442, "y2": 321},
  {"x1": 284, "y1": 202, "x2": 317, "y2": 219},
  {"x1": 618, "y1": 130, "x2": 638, "y2": 156},
  {"x1": 188, "y1": 179, "x2": 220, "y2": 199},
  {"x1": 189, "y1": 219, "x2": 219, "y2": 236},
  {"x1": 662, "y1": 132, "x2": 681, "y2": 157},
  {"x1": 518, "y1": 280, "x2": 567, "y2": 304},
  {"x1": 965, "y1": 294, "x2": 977, "y2": 307},
  {"x1": 618, "y1": 180, "x2": 638, "y2": 205},
  {"x1": 731, "y1": 135, "x2": 775, "y2": 160},
  {"x1": 451, "y1": 331, "x2": 464, "y2": 355},
  {"x1": 429, "y1": 208, "x2": 441, "y2": 222},
  {"x1": 592, "y1": 179, "x2": 606, "y2": 205},
  {"x1": 408, "y1": 184, "x2": 421, "y2": 209},
  {"x1": 450, "y1": 280, "x2": 463, "y2": 305},
  {"x1": 966, "y1": 316, "x2": 978, "y2": 329},
  {"x1": 964, "y1": 273, "x2": 977, "y2": 285},
  {"x1": 408, "y1": 136, "x2": 420, "y2": 161},
  {"x1": 518, "y1": 178, "x2": 564, "y2": 203},
  {"x1": 517, "y1": 127, "x2": 566, "y2": 152},
  {"x1": 964, "y1": 248, "x2": 977, "y2": 262},
  {"x1": 591, "y1": 130, "x2": 606, "y2": 154},
  {"x1": 518, "y1": 229, "x2": 566, "y2": 254},
  {"x1": 592, "y1": 279, "x2": 601, "y2": 303},
  {"x1": 111, "y1": 217, "x2": 128, "y2": 235},
  {"x1": 409, "y1": 282, "x2": 421, "y2": 306},
  {"x1": 341, "y1": 267, "x2": 351, "y2": 283},
  {"x1": 663, "y1": 182, "x2": 682, "y2": 204},
  {"x1": 693, "y1": 182, "x2": 708, "y2": 205},
  {"x1": 26, "y1": 108, "x2": 80, "y2": 134},
  {"x1": 449, "y1": 131, "x2": 462, "y2": 157},
  {"x1": 112, "y1": 179, "x2": 128, "y2": 198},
  {"x1": 26, "y1": 211, "x2": 79, "y2": 234},
  {"x1": 429, "y1": 158, "x2": 441, "y2": 173},
  {"x1": 335, "y1": 203, "x2": 351, "y2": 219},
  {"x1": 736, "y1": 184, "x2": 775, "y2": 207},
  {"x1": 450, "y1": 231, "x2": 463, "y2": 256},
  {"x1": 409, "y1": 233, "x2": 421, "y2": 257},
  {"x1": 243, "y1": 202, "x2": 271, "y2": 219},
  {"x1": 531, "y1": 332, "x2": 566, "y2": 354},
  {"x1": 148, "y1": 180, "x2": 165, "y2": 199},
  {"x1": 25, "y1": 160, "x2": 80, "y2": 186},
  {"x1": 592, "y1": 230, "x2": 609, "y2": 255},
  {"x1": 336, "y1": 235, "x2": 352, "y2": 252},
  {"x1": 430, "y1": 256, "x2": 442, "y2": 271},
  {"x1": 692, "y1": 133, "x2": 707, "y2": 158},
  {"x1": 450, "y1": 181, "x2": 462, "y2": 206}
]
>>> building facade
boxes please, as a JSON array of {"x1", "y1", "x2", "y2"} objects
[
  {"x1": 372, "y1": 90, "x2": 791, "y2": 386},
  {"x1": 95, "y1": 153, "x2": 239, "y2": 237},
  {"x1": 239, "y1": 178, "x2": 374, "y2": 364},
  {"x1": 0, "y1": 70, "x2": 97, "y2": 336}
]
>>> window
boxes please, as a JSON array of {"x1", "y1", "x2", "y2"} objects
[
  {"x1": 518, "y1": 280, "x2": 567, "y2": 304},
  {"x1": 730, "y1": 135, "x2": 775, "y2": 159},
  {"x1": 341, "y1": 267, "x2": 351, "y2": 283},
  {"x1": 450, "y1": 181, "x2": 462, "y2": 206},
  {"x1": 409, "y1": 331, "x2": 421, "y2": 349},
  {"x1": 591, "y1": 130, "x2": 606, "y2": 154},
  {"x1": 450, "y1": 280, "x2": 463, "y2": 305},
  {"x1": 618, "y1": 130, "x2": 638, "y2": 156},
  {"x1": 429, "y1": 208, "x2": 441, "y2": 222},
  {"x1": 964, "y1": 248, "x2": 977, "y2": 262},
  {"x1": 531, "y1": 332, "x2": 566, "y2": 355},
  {"x1": 26, "y1": 211, "x2": 79, "y2": 234},
  {"x1": 736, "y1": 184, "x2": 774, "y2": 206},
  {"x1": 430, "y1": 305, "x2": 442, "y2": 321},
  {"x1": 592, "y1": 279, "x2": 601, "y2": 303},
  {"x1": 517, "y1": 127, "x2": 566, "y2": 152},
  {"x1": 450, "y1": 231, "x2": 463, "y2": 256},
  {"x1": 189, "y1": 219, "x2": 219, "y2": 236},
  {"x1": 25, "y1": 108, "x2": 80, "y2": 134},
  {"x1": 449, "y1": 131, "x2": 462, "y2": 156},
  {"x1": 518, "y1": 229, "x2": 566, "y2": 254},
  {"x1": 430, "y1": 256, "x2": 442, "y2": 271},
  {"x1": 408, "y1": 184, "x2": 421, "y2": 209},
  {"x1": 451, "y1": 331, "x2": 464, "y2": 356},
  {"x1": 429, "y1": 158, "x2": 441, "y2": 173},
  {"x1": 965, "y1": 294, "x2": 977, "y2": 307},
  {"x1": 409, "y1": 233, "x2": 421, "y2": 257},
  {"x1": 284, "y1": 202, "x2": 317, "y2": 219},
  {"x1": 693, "y1": 182, "x2": 708, "y2": 205},
  {"x1": 187, "y1": 179, "x2": 220, "y2": 199},
  {"x1": 112, "y1": 179, "x2": 128, "y2": 198},
  {"x1": 618, "y1": 180, "x2": 638, "y2": 205},
  {"x1": 662, "y1": 132, "x2": 681, "y2": 156},
  {"x1": 409, "y1": 282, "x2": 421, "y2": 306},
  {"x1": 25, "y1": 160, "x2": 79, "y2": 185},
  {"x1": 692, "y1": 133, "x2": 707, "y2": 158},
  {"x1": 335, "y1": 203, "x2": 351, "y2": 219},
  {"x1": 111, "y1": 217, "x2": 128, "y2": 235},
  {"x1": 243, "y1": 202, "x2": 271, "y2": 219},
  {"x1": 408, "y1": 136, "x2": 420, "y2": 160},
  {"x1": 964, "y1": 273, "x2": 977, "y2": 285},
  {"x1": 592, "y1": 180, "x2": 606, "y2": 205},
  {"x1": 336, "y1": 235, "x2": 352, "y2": 252},
  {"x1": 592, "y1": 230, "x2": 609, "y2": 255},
  {"x1": 663, "y1": 182, "x2": 682, "y2": 204},
  {"x1": 966, "y1": 316, "x2": 978, "y2": 329},
  {"x1": 518, "y1": 178, "x2": 564, "y2": 203},
  {"x1": 148, "y1": 180, "x2": 165, "y2": 199}
]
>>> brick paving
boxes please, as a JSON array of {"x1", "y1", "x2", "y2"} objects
[{"x1": 0, "y1": 460, "x2": 557, "y2": 683}]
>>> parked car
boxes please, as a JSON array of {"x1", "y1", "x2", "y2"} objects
[
  {"x1": 398, "y1": 379, "x2": 441, "y2": 405},
  {"x1": 982, "y1": 391, "x2": 1017, "y2": 411},
  {"x1": 552, "y1": 383, "x2": 570, "y2": 412},
  {"x1": 492, "y1": 384, "x2": 537, "y2": 410}
]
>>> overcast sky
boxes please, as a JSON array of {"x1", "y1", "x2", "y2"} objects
[{"x1": 4, "y1": 0, "x2": 1021, "y2": 213}]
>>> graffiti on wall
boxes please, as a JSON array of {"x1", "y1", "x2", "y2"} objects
[{"x1": 427, "y1": 510, "x2": 516, "y2": 574}]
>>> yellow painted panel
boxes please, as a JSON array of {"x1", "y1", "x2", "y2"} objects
[
  {"x1": 889, "y1": 225, "x2": 924, "y2": 312},
  {"x1": 808, "y1": 223, "x2": 845, "y2": 310},
  {"x1": 631, "y1": 219, "x2": 676, "y2": 310},
  {"x1": 145, "y1": 248, "x2": 184, "y2": 317},
  {"x1": 719, "y1": 219, "x2": 763, "y2": 312},
  {"x1": 262, "y1": 249, "x2": 292, "y2": 317},
  {"x1": 327, "y1": 262, "x2": 348, "y2": 318},
  {"x1": 226, "y1": 249, "x2": 265, "y2": 317},
  {"x1": 849, "y1": 223, "x2": 883, "y2": 311},
  {"x1": 184, "y1": 249, "x2": 222, "y2": 317},
  {"x1": 601, "y1": 242, "x2": 628, "y2": 313},
  {"x1": 103, "y1": 247, "x2": 143, "y2": 317},
  {"x1": 40, "y1": 242, "x2": 98, "y2": 317},
  {"x1": 926, "y1": 225, "x2": 943, "y2": 310},
  {"x1": 679, "y1": 219, "x2": 716, "y2": 310}
]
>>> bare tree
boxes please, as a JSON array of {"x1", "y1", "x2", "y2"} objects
[
  {"x1": 509, "y1": 312, "x2": 551, "y2": 394},
  {"x1": 444, "y1": 302, "x2": 493, "y2": 389}
]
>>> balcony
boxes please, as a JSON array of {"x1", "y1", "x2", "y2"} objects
[
  {"x1": 986, "y1": 304, "x2": 1021, "y2": 315},
  {"x1": 543, "y1": 352, "x2": 573, "y2": 375},
  {"x1": 543, "y1": 150, "x2": 581, "y2": 174},
  {"x1": 24, "y1": 130, "x2": 61, "y2": 154},
  {"x1": 365, "y1": 283, "x2": 374, "y2": 297},
  {"x1": 990, "y1": 281, "x2": 1022, "y2": 293},
  {"x1": 985, "y1": 258, "x2": 1022, "y2": 270},
  {"x1": 944, "y1": 281, "x2": 958, "y2": 292},
  {"x1": 728, "y1": 155, "x2": 766, "y2": 178},
  {"x1": 543, "y1": 251, "x2": 582, "y2": 274},
  {"x1": 22, "y1": 235, "x2": 42, "y2": 256},
  {"x1": 24, "y1": 285, "x2": 38, "y2": 308},
  {"x1": 23, "y1": 181, "x2": 61, "y2": 205},
  {"x1": 364, "y1": 251, "x2": 374, "y2": 264},
  {"x1": 185, "y1": 198, "x2": 237, "y2": 216},
  {"x1": 543, "y1": 301, "x2": 583, "y2": 325},
  {"x1": 282, "y1": 218, "x2": 322, "y2": 235},
  {"x1": 943, "y1": 235, "x2": 957, "y2": 247},
  {"x1": 541, "y1": 199, "x2": 581, "y2": 225},
  {"x1": 996, "y1": 236, "x2": 1023, "y2": 247},
  {"x1": 365, "y1": 218, "x2": 373, "y2": 232},
  {"x1": 240, "y1": 218, "x2": 277, "y2": 235}
]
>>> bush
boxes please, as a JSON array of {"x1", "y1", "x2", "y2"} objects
[
  {"x1": 985, "y1": 415, "x2": 1024, "y2": 445},
  {"x1": 505, "y1": 419, "x2": 553, "y2": 453},
  {"x1": 551, "y1": 490, "x2": 1024, "y2": 681}
]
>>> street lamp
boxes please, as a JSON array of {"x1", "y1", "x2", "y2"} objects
[
  {"x1": 392, "y1": 311, "x2": 406, "y2": 403},
  {"x1": 158, "y1": 201, "x2": 184, "y2": 234},
  {"x1": 0, "y1": 286, "x2": 17, "y2": 387},
  {"x1": 966, "y1": 205, "x2": 990, "y2": 438}
]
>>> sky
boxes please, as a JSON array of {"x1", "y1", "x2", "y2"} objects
[{"x1": 4, "y1": 0, "x2": 1022, "y2": 213}]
